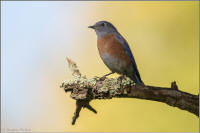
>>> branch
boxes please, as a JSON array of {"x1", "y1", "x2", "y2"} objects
[{"x1": 61, "y1": 58, "x2": 199, "y2": 125}]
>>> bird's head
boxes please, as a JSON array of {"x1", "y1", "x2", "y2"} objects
[{"x1": 88, "y1": 21, "x2": 118, "y2": 37}]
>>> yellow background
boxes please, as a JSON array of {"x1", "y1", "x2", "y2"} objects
[{"x1": 1, "y1": 1, "x2": 199, "y2": 132}]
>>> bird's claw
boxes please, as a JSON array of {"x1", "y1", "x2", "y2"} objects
[{"x1": 99, "y1": 76, "x2": 106, "y2": 81}]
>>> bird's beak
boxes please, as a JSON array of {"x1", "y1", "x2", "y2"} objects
[{"x1": 88, "y1": 25, "x2": 95, "y2": 29}]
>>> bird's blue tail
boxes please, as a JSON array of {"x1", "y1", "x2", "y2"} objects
[{"x1": 129, "y1": 74, "x2": 144, "y2": 86}]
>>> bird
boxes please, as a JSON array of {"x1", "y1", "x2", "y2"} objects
[{"x1": 88, "y1": 21, "x2": 144, "y2": 85}]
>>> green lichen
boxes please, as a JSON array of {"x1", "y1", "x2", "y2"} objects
[
  {"x1": 88, "y1": 78, "x2": 97, "y2": 87},
  {"x1": 123, "y1": 89, "x2": 127, "y2": 94},
  {"x1": 97, "y1": 78, "x2": 121, "y2": 96},
  {"x1": 109, "y1": 79, "x2": 121, "y2": 96},
  {"x1": 61, "y1": 75, "x2": 136, "y2": 99},
  {"x1": 99, "y1": 78, "x2": 114, "y2": 92},
  {"x1": 121, "y1": 76, "x2": 135, "y2": 86}
]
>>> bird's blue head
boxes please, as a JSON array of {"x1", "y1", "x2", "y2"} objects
[{"x1": 88, "y1": 21, "x2": 118, "y2": 37}]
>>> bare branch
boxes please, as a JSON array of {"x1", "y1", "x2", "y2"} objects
[{"x1": 61, "y1": 58, "x2": 199, "y2": 125}]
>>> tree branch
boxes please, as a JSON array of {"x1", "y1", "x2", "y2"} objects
[{"x1": 61, "y1": 58, "x2": 199, "y2": 125}]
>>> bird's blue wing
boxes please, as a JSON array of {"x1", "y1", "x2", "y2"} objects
[{"x1": 115, "y1": 34, "x2": 142, "y2": 83}]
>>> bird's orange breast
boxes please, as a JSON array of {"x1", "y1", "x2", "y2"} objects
[{"x1": 97, "y1": 34, "x2": 131, "y2": 64}]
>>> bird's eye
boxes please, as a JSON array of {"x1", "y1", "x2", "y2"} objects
[{"x1": 101, "y1": 23, "x2": 105, "y2": 27}]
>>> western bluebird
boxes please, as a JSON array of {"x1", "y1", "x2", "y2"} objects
[{"x1": 89, "y1": 21, "x2": 144, "y2": 85}]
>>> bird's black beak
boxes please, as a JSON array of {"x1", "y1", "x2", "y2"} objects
[{"x1": 88, "y1": 25, "x2": 95, "y2": 29}]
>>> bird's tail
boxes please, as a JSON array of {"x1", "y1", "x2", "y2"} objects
[
  {"x1": 135, "y1": 75, "x2": 144, "y2": 86},
  {"x1": 129, "y1": 74, "x2": 144, "y2": 86}
]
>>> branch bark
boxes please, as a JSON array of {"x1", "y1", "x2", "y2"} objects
[{"x1": 61, "y1": 58, "x2": 199, "y2": 125}]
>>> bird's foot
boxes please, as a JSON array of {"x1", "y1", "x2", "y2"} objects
[
  {"x1": 118, "y1": 75, "x2": 127, "y2": 80},
  {"x1": 99, "y1": 76, "x2": 106, "y2": 81},
  {"x1": 99, "y1": 72, "x2": 114, "y2": 81}
]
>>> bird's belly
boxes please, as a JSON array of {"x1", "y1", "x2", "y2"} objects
[{"x1": 101, "y1": 53, "x2": 128, "y2": 74}]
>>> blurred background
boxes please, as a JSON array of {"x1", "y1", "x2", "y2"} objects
[{"x1": 1, "y1": 1, "x2": 199, "y2": 132}]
